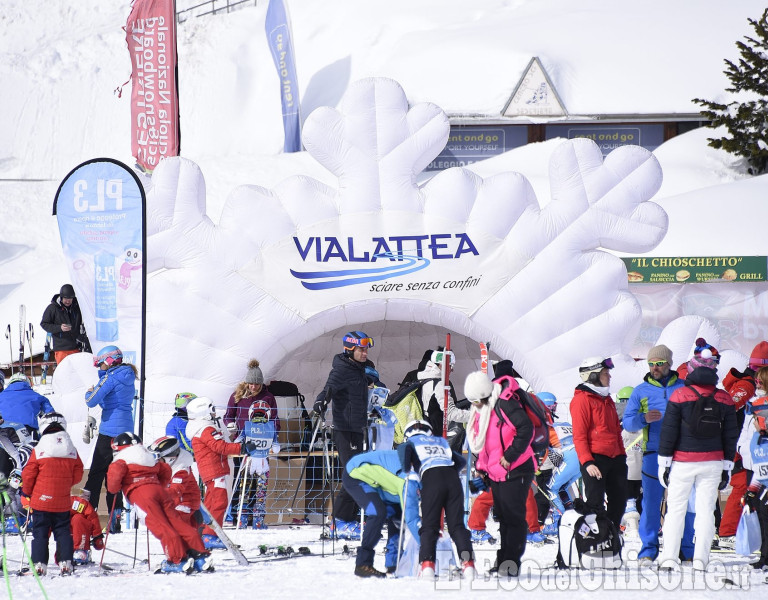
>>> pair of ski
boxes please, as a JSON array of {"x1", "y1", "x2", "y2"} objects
[{"x1": 4, "y1": 304, "x2": 52, "y2": 382}]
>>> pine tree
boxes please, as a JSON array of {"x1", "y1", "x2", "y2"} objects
[{"x1": 693, "y1": 9, "x2": 768, "y2": 175}]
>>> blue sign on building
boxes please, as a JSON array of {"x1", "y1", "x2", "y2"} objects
[
  {"x1": 427, "y1": 126, "x2": 528, "y2": 171},
  {"x1": 545, "y1": 124, "x2": 665, "y2": 156}
]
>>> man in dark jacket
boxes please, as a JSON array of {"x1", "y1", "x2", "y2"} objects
[
  {"x1": 656, "y1": 339, "x2": 738, "y2": 569},
  {"x1": 40, "y1": 283, "x2": 91, "y2": 364},
  {"x1": 313, "y1": 331, "x2": 379, "y2": 538}
]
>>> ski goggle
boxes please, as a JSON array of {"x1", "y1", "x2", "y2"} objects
[
  {"x1": 648, "y1": 360, "x2": 668, "y2": 367},
  {"x1": 579, "y1": 357, "x2": 614, "y2": 373},
  {"x1": 343, "y1": 335, "x2": 374, "y2": 349},
  {"x1": 175, "y1": 392, "x2": 197, "y2": 408},
  {"x1": 432, "y1": 350, "x2": 456, "y2": 366}
]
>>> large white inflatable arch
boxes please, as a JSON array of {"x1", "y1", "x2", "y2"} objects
[{"x1": 52, "y1": 78, "x2": 747, "y2": 451}]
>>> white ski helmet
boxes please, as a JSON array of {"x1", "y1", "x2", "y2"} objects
[
  {"x1": 579, "y1": 356, "x2": 614, "y2": 382},
  {"x1": 186, "y1": 396, "x2": 216, "y2": 420},
  {"x1": 8, "y1": 372, "x2": 29, "y2": 385},
  {"x1": 403, "y1": 419, "x2": 432, "y2": 440},
  {"x1": 38, "y1": 412, "x2": 67, "y2": 434}
]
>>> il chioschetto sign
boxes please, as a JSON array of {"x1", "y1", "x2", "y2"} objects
[{"x1": 622, "y1": 256, "x2": 768, "y2": 284}]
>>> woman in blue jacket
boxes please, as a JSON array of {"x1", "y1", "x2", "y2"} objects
[{"x1": 83, "y1": 346, "x2": 137, "y2": 531}]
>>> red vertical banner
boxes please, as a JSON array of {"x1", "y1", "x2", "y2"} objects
[{"x1": 126, "y1": 0, "x2": 180, "y2": 173}]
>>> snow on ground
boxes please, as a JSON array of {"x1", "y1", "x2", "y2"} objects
[{"x1": 2, "y1": 520, "x2": 765, "y2": 599}]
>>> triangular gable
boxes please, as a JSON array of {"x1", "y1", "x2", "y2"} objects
[{"x1": 502, "y1": 57, "x2": 567, "y2": 117}]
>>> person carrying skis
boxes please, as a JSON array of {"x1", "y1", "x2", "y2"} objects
[
  {"x1": 39, "y1": 283, "x2": 91, "y2": 364},
  {"x1": 398, "y1": 419, "x2": 475, "y2": 579},
  {"x1": 656, "y1": 339, "x2": 738, "y2": 569},
  {"x1": 185, "y1": 396, "x2": 243, "y2": 549},
  {"x1": 83, "y1": 345, "x2": 136, "y2": 534},
  {"x1": 622, "y1": 344, "x2": 695, "y2": 564},
  {"x1": 312, "y1": 331, "x2": 379, "y2": 539},
  {"x1": 21, "y1": 412, "x2": 83, "y2": 576},
  {"x1": 343, "y1": 449, "x2": 421, "y2": 578},
  {"x1": 107, "y1": 432, "x2": 212, "y2": 574}
]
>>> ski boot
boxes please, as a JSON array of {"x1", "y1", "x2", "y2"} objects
[
  {"x1": 160, "y1": 557, "x2": 195, "y2": 574},
  {"x1": 470, "y1": 529, "x2": 497, "y2": 544}
]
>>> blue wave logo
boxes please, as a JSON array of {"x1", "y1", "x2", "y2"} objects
[{"x1": 290, "y1": 252, "x2": 429, "y2": 290}]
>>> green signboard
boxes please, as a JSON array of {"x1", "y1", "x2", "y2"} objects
[{"x1": 622, "y1": 256, "x2": 768, "y2": 284}]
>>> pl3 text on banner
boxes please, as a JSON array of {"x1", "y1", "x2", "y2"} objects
[
  {"x1": 126, "y1": 0, "x2": 180, "y2": 173},
  {"x1": 265, "y1": 0, "x2": 302, "y2": 152},
  {"x1": 53, "y1": 158, "x2": 147, "y2": 435}
]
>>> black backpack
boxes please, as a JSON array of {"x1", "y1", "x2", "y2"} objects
[
  {"x1": 494, "y1": 389, "x2": 550, "y2": 464},
  {"x1": 685, "y1": 387, "x2": 723, "y2": 439},
  {"x1": 556, "y1": 503, "x2": 623, "y2": 569}
]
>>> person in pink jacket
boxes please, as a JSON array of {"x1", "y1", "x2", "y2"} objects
[{"x1": 465, "y1": 371, "x2": 535, "y2": 579}]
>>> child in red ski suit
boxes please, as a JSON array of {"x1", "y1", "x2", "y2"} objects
[
  {"x1": 70, "y1": 494, "x2": 104, "y2": 564},
  {"x1": 21, "y1": 413, "x2": 83, "y2": 576},
  {"x1": 106, "y1": 432, "x2": 211, "y2": 573},
  {"x1": 185, "y1": 397, "x2": 242, "y2": 546}
]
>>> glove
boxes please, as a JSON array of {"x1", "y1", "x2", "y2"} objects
[
  {"x1": 719, "y1": 460, "x2": 734, "y2": 491},
  {"x1": 454, "y1": 397, "x2": 472, "y2": 410},
  {"x1": 742, "y1": 490, "x2": 760, "y2": 511},
  {"x1": 8, "y1": 469, "x2": 22, "y2": 490},
  {"x1": 243, "y1": 440, "x2": 258, "y2": 455},
  {"x1": 658, "y1": 455, "x2": 672, "y2": 489},
  {"x1": 92, "y1": 533, "x2": 105, "y2": 550},
  {"x1": 271, "y1": 443, "x2": 281, "y2": 454},
  {"x1": 468, "y1": 476, "x2": 487, "y2": 494}
]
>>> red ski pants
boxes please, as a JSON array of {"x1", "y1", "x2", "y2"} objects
[{"x1": 129, "y1": 485, "x2": 206, "y2": 563}]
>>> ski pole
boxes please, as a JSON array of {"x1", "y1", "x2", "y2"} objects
[
  {"x1": 146, "y1": 527, "x2": 151, "y2": 571},
  {"x1": 99, "y1": 495, "x2": 119, "y2": 574},
  {"x1": 132, "y1": 513, "x2": 139, "y2": 569},
  {"x1": 25, "y1": 330, "x2": 33, "y2": 383},
  {"x1": 103, "y1": 545, "x2": 148, "y2": 563},
  {"x1": 289, "y1": 389, "x2": 330, "y2": 511},
  {"x1": 4, "y1": 325, "x2": 12, "y2": 375},
  {"x1": 236, "y1": 457, "x2": 251, "y2": 529},
  {"x1": 18, "y1": 305, "x2": 25, "y2": 376},
  {"x1": 395, "y1": 473, "x2": 411, "y2": 575}
]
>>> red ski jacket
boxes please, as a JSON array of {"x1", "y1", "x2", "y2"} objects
[{"x1": 22, "y1": 431, "x2": 83, "y2": 513}]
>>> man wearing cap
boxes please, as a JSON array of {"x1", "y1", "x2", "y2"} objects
[
  {"x1": 656, "y1": 338, "x2": 739, "y2": 569},
  {"x1": 623, "y1": 344, "x2": 695, "y2": 564},
  {"x1": 716, "y1": 340, "x2": 768, "y2": 546},
  {"x1": 40, "y1": 283, "x2": 91, "y2": 364},
  {"x1": 570, "y1": 356, "x2": 627, "y2": 529}
]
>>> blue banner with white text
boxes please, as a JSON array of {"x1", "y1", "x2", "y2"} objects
[
  {"x1": 53, "y1": 158, "x2": 147, "y2": 389},
  {"x1": 265, "y1": 0, "x2": 301, "y2": 152}
]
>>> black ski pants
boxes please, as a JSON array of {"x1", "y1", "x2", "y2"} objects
[
  {"x1": 31, "y1": 510, "x2": 73, "y2": 564},
  {"x1": 490, "y1": 471, "x2": 534, "y2": 574},
  {"x1": 334, "y1": 429, "x2": 364, "y2": 522},
  {"x1": 418, "y1": 466, "x2": 473, "y2": 564},
  {"x1": 84, "y1": 433, "x2": 123, "y2": 512},
  {"x1": 580, "y1": 453, "x2": 627, "y2": 529}
]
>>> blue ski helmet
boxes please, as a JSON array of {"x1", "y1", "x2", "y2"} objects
[
  {"x1": 342, "y1": 331, "x2": 374, "y2": 352},
  {"x1": 94, "y1": 345, "x2": 123, "y2": 367},
  {"x1": 537, "y1": 392, "x2": 557, "y2": 409}
]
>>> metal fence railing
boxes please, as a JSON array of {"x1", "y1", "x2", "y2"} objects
[{"x1": 176, "y1": 0, "x2": 257, "y2": 23}]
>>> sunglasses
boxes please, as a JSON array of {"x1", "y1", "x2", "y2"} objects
[{"x1": 648, "y1": 361, "x2": 668, "y2": 367}]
